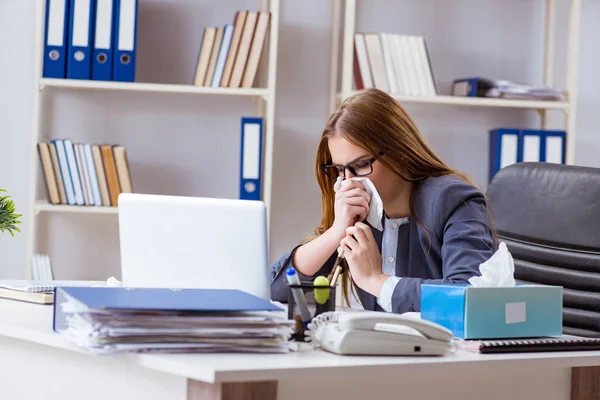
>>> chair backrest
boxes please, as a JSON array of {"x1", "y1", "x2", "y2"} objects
[{"x1": 486, "y1": 162, "x2": 600, "y2": 337}]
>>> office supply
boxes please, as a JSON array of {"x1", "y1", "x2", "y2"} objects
[
  {"x1": 51, "y1": 139, "x2": 76, "y2": 205},
  {"x1": 538, "y1": 129, "x2": 566, "y2": 163},
  {"x1": 0, "y1": 288, "x2": 54, "y2": 304},
  {"x1": 37, "y1": 142, "x2": 61, "y2": 205},
  {"x1": 43, "y1": 0, "x2": 70, "y2": 78},
  {"x1": 100, "y1": 144, "x2": 120, "y2": 205},
  {"x1": 420, "y1": 283, "x2": 563, "y2": 339},
  {"x1": 0, "y1": 279, "x2": 106, "y2": 293},
  {"x1": 306, "y1": 311, "x2": 453, "y2": 356},
  {"x1": 53, "y1": 287, "x2": 293, "y2": 354},
  {"x1": 91, "y1": 144, "x2": 111, "y2": 206},
  {"x1": 488, "y1": 128, "x2": 520, "y2": 182},
  {"x1": 66, "y1": 0, "x2": 94, "y2": 80},
  {"x1": 451, "y1": 77, "x2": 563, "y2": 100},
  {"x1": 352, "y1": 32, "x2": 435, "y2": 96},
  {"x1": 451, "y1": 77, "x2": 493, "y2": 97},
  {"x1": 203, "y1": 26, "x2": 224, "y2": 86},
  {"x1": 91, "y1": 0, "x2": 115, "y2": 80},
  {"x1": 47, "y1": 143, "x2": 67, "y2": 204},
  {"x1": 113, "y1": 0, "x2": 138, "y2": 82},
  {"x1": 285, "y1": 268, "x2": 311, "y2": 326},
  {"x1": 241, "y1": 12, "x2": 271, "y2": 88},
  {"x1": 229, "y1": 11, "x2": 257, "y2": 88},
  {"x1": 63, "y1": 139, "x2": 85, "y2": 205},
  {"x1": 521, "y1": 129, "x2": 543, "y2": 162},
  {"x1": 74, "y1": 143, "x2": 93, "y2": 205},
  {"x1": 83, "y1": 143, "x2": 103, "y2": 205},
  {"x1": 117, "y1": 193, "x2": 270, "y2": 300},
  {"x1": 239, "y1": 117, "x2": 263, "y2": 201},
  {"x1": 32, "y1": 253, "x2": 55, "y2": 281},
  {"x1": 328, "y1": 246, "x2": 345, "y2": 286},
  {"x1": 457, "y1": 336, "x2": 600, "y2": 354},
  {"x1": 211, "y1": 24, "x2": 234, "y2": 87},
  {"x1": 220, "y1": 11, "x2": 247, "y2": 87}
]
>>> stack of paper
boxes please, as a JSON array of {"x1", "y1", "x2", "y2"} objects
[{"x1": 53, "y1": 287, "x2": 294, "y2": 355}]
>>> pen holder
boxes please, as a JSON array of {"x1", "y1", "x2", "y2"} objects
[{"x1": 287, "y1": 282, "x2": 336, "y2": 342}]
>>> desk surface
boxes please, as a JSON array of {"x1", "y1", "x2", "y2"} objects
[{"x1": 3, "y1": 299, "x2": 600, "y2": 384}]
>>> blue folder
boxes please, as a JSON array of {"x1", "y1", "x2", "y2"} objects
[
  {"x1": 55, "y1": 287, "x2": 281, "y2": 312},
  {"x1": 43, "y1": 0, "x2": 70, "y2": 78}
]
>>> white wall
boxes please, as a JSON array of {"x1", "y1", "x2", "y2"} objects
[{"x1": 0, "y1": 0, "x2": 598, "y2": 280}]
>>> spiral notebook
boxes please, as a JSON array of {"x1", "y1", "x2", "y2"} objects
[
  {"x1": 458, "y1": 336, "x2": 600, "y2": 354},
  {"x1": 0, "y1": 280, "x2": 106, "y2": 293}
]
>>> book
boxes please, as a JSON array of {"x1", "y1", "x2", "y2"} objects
[
  {"x1": 37, "y1": 140, "x2": 133, "y2": 207},
  {"x1": 457, "y1": 336, "x2": 600, "y2": 354}
]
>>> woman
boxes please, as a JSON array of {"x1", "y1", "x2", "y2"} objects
[{"x1": 270, "y1": 88, "x2": 496, "y2": 314}]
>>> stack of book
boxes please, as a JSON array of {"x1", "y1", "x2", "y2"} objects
[
  {"x1": 37, "y1": 140, "x2": 133, "y2": 207},
  {"x1": 353, "y1": 32, "x2": 436, "y2": 97},
  {"x1": 193, "y1": 10, "x2": 271, "y2": 89},
  {"x1": 53, "y1": 287, "x2": 295, "y2": 354}
]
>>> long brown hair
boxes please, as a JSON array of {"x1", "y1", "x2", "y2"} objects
[{"x1": 311, "y1": 88, "x2": 497, "y2": 306}]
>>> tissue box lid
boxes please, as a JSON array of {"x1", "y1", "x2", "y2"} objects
[{"x1": 421, "y1": 284, "x2": 563, "y2": 339}]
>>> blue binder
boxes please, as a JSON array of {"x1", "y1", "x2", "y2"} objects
[
  {"x1": 43, "y1": 0, "x2": 70, "y2": 78},
  {"x1": 66, "y1": 0, "x2": 95, "y2": 80},
  {"x1": 239, "y1": 118, "x2": 264, "y2": 201},
  {"x1": 91, "y1": 0, "x2": 115, "y2": 80},
  {"x1": 113, "y1": 0, "x2": 138, "y2": 82},
  {"x1": 489, "y1": 128, "x2": 521, "y2": 182},
  {"x1": 539, "y1": 130, "x2": 566, "y2": 164},
  {"x1": 520, "y1": 129, "x2": 543, "y2": 162},
  {"x1": 53, "y1": 287, "x2": 283, "y2": 332}
]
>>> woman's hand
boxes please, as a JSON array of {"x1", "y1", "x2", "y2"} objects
[
  {"x1": 330, "y1": 180, "x2": 371, "y2": 240},
  {"x1": 340, "y1": 222, "x2": 388, "y2": 297}
]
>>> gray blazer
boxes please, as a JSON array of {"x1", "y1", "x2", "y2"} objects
[{"x1": 269, "y1": 174, "x2": 496, "y2": 314}]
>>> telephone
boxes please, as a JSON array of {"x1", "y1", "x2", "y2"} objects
[{"x1": 307, "y1": 311, "x2": 454, "y2": 356}]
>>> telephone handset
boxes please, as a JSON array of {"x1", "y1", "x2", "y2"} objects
[{"x1": 309, "y1": 311, "x2": 454, "y2": 356}]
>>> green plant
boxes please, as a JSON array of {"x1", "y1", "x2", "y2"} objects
[{"x1": 0, "y1": 189, "x2": 22, "y2": 236}]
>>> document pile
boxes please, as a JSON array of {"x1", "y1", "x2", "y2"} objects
[{"x1": 53, "y1": 287, "x2": 294, "y2": 355}]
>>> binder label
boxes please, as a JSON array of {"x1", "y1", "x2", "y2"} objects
[
  {"x1": 242, "y1": 123, "x2": 260, "y2": 180},
  {"x1": 118, "y1": 0, "x2": 137, "y2": 51},
  {"x1": 73, "y1": 0, "x2": 91, "y2": 47},
  {"x1": 95, "y1": 0, "x2": 113, "y2": 49},
  {"x1": 500, "y1": 134, "x2": 518, "y2": 168},
  {"x1": 523, "y1": 135, "x2": 541, "y2": 162},
  {"x1": 546, "y1": 136, "x2": 563, "y2": 164},
  {"x1": 48, "y1": 0, "x2": 66, "y2": 46}
]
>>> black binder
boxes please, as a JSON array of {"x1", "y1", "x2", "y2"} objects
[{"x1": 459, "y1": 336, "x2": 600, "y2": 354}]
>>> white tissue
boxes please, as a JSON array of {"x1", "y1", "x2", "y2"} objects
[
  {"x1": 468, "y1": 242, "x2": 516, "y2": 287},
  {"x1": 334, "y1": 177, "x2": 384, "y2": 231}
]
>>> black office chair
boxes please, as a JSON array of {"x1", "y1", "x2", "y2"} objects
[{"x1": 486, "y1": 162, "x2": 600, "y2": 337}]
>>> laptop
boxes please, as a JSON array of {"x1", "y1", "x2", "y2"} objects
[{"x1": 117, "y1": 193, "x2": 270, "y2": 300}]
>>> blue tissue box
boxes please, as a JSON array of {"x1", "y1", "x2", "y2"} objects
[{"x1": 420, "y1": 284, "x2": 563, "y2": 339}]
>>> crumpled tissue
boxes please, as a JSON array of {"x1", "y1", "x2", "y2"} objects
[
  {"x1": 333, "y1": 176, "x2": 384, "y2": 231},
  {"x1": 468, "y1": 242, "x2": 516, "y2": 287}
]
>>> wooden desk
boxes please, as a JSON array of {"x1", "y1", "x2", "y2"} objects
[{"x1": 0, "y1": 299, "x2": 599, "y2": 400}]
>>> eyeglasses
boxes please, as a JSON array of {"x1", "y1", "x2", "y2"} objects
[{"x1": 321, "y1": 152, "x2": 383, "y2": 180}]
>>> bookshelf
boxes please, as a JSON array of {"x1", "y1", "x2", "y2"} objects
[
  {"x1": 329, "y1": 0, "x2": 581, "y2": 165},
  {"x1": 25, "y1": 0, "x2": 280, "y2": 278}
]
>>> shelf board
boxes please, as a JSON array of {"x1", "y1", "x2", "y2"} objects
[
  {"x1": 35, "y1": 201, "x2": 118, "y2": 215},
  {"x1": 338, "y1": 92, "x2": 569, "y2": 110},
  {"x1": 39, "y1": 78, "x2": 269, "y2": 99}
]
